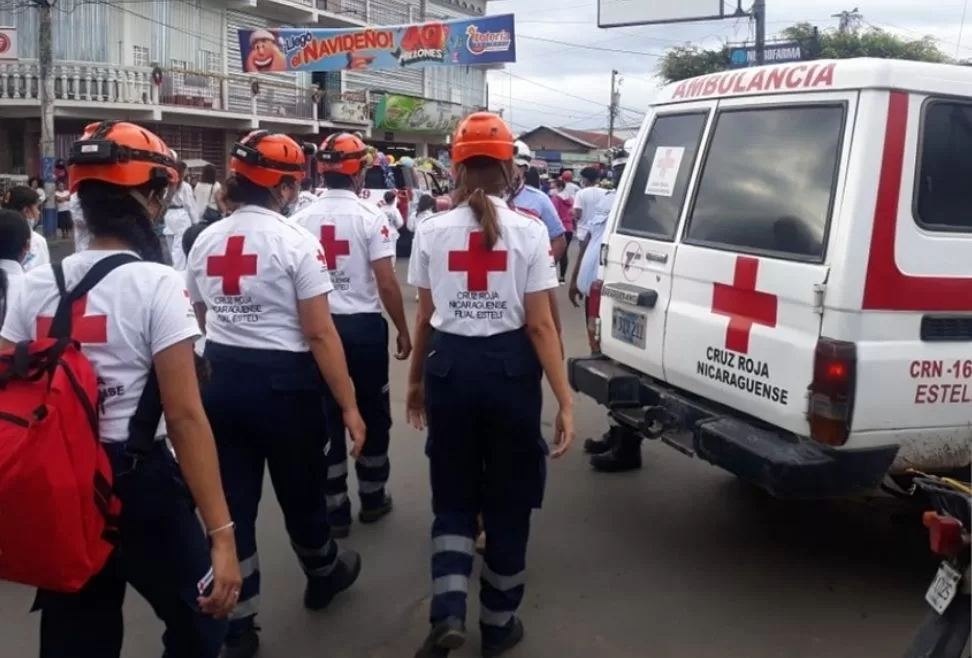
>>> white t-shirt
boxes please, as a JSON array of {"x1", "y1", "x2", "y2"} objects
[
  {"x1": 55, "y1": 191, "x2": 71, "y2": 213},
  {"x1": 563, "y1": 181, "x2": 580, "y2": 200},
  {"x1": 0, "y1": 259, "x2": 25, "y2": 324},
  {"x1": 573, "y1": 186, "x2": 608, "y2": 241},
  {"x1": 408, "y1": 196, "x2": 558, "y2": 337},
  {"x1": 0, "y1": 250, "x2": 200, "y2": 443},
  {"x1": 290, "y1": 189, "x2": 395, "y2": 316},
  {"x1": 186, "y1": 205, "x2": 333, "y2": 352},
  {"x1": 193, "y1": 181, "x2": 222, "y2": 218},
  {"x1": 23, "y1": 232, "x2": 50, "y2": 272},
  {"x1": 292, "y1": 190, "x2": 319, "y2": 215}
]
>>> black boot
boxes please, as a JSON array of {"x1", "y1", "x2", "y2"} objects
[
  {"x1": 414, "y1": 617, "x2": 466, "y2": 658},
  {"x1": 304, "y1": 551, "x2": 362, "y2": 611},
  {"x1": 590, "y1": 433, "x2": 642, "y2": 473},
  {"x1": 583, "y1": 426, "x2": 620, "y2": 455},
  {"x1": 358, "y1": 494, "x2": 393, "y2": 524},
  {"x1": 482, "y1": 617, "x2": 525, "y2": 658},
  {"x1": 221, "y1": 618, "x2": 260, "y2": 658}
]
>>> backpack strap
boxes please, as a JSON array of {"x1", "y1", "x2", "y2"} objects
[
  {"x1": 126, "y1": 368, "x2": 162, "y2": 460},
  {"x1": 47, "y1": 254, "x2": 141, "y2": 339}
]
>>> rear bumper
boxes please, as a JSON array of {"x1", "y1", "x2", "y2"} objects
[{"x1": 568, "y1": 355, "x2": 900, "y2": 499}]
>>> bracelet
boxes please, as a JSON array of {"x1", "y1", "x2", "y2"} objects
[{"x1": 207, "y1": 521, "x2": 235, "y2": 537}]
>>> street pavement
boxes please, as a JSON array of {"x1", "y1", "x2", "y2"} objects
[{"x1": 0, "y1": 244, "x2": 937, "y2": 657}]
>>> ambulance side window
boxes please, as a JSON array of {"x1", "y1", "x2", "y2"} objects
[
  {"x1": 616, "y1": 112, "x2": 708, "y2": 240},
  {"x1": 915, "y1": 100, "x2": 972, "y2": 232},
  {"x1": 364, "y1": 167, "x2": 389, "y2": 189},
  {"x1": 685, "y1": 104, "x2": 845, "y2": 262}
]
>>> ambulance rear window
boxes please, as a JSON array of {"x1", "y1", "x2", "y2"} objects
[
  {"x1": 616, "y1": 112, "x2": 708, "y2": 239},
  {"x1": 915, "y1": 100, "x2": 972, "y2": 232},
  {"x1": 685, "y1": 104, "x2": 845, "y2": 262}
]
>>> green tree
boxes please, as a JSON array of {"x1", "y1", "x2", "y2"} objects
[{"x1": 659, "y1": 21, "x2": 950, "y2": 83}]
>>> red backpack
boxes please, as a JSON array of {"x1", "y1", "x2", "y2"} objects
[{"x1": 0, "y1": 254, "x2": 158, "y2": 592}]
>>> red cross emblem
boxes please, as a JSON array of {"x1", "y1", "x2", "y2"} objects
[
  {"x1": 380, "y1": 225, "x2": 390, "y2": 239},
  {"x1": 711, "y1": 256, "x2": 778, "y2": 355},
  {"x1": 448, "y1": 231, "x2": 508, "y2": 292},
  {"x1": 316, "y1": 249, "x2": 327, "y2": 266},
  {"x1": 207, "y1": 235, "x2": 258, "y2": 296},
  {"x1": 36, "y1": 295, "x2": 108, "y2": 344},
  {"x1": 319, "y1": 225, "x2": 350, "y2": 271},
  {"x1": 656, "y1": 148, "x2": 677, "y2": 178}
]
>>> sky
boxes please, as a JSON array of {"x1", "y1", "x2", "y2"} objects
[{"x1": 484, "y1": 0, "x2": 972, "y2": 135}]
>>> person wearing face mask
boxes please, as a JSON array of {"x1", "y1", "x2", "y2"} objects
[
  {"x1": 0, "y1": 208, "x2": 30, "y2": 324},
  {"x1": 186, "y1": 130, "x2": 366, "y2": 658},
  {"x1": 1, "y1": 185, "x2": 50, "y2": 272},
  {"x1": 1, "y1": 121, "x2": 240, "y2": 658},
  {"x1": 290, "y1": 132, "x2": 411, "y2": 537}
]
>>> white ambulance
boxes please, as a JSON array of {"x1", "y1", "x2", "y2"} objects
[{"x1": 569, "y1": 58, "x2": 972, "y2": 498}]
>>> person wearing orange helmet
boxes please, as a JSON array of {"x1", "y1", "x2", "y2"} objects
[
  {"x1": 290, "y1": 132, "x2": 410, "y2": 537},
  {"x1": 405, "y1": 112, "x2": 575, "y2": 658},
  {"x1": 0, "y1": 121, "x2": 240, "y2": 657},
  {"x1": 185, "y1": 130, "x2": 365, "y2": 658}
]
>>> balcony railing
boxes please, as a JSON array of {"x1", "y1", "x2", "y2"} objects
[{"x1": 0, "y1": 61, "x2": 367, "y2": 125}]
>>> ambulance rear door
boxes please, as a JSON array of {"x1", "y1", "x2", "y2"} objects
[
  {"x1": 662, "y1": 90, "x2": 858, "y2": 437},
  {"x1": 598, "y1": 100, "x2": 715, "y2": 381}
]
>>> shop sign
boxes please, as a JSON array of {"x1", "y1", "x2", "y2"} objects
[{"x1": 373, "y1": 94, "x2": 465, "y2": 134}]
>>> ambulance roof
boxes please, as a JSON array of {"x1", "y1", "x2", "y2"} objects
[{"x1": 652, "y1": 58, "x2": 972, "y2": 106}]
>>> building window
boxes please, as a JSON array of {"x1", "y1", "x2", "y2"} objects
[
  {"x1": 133, "y1": 45, "x2": 151, "y2": 68},
  {"x1": 199, "y1": 50, "x2": 220, "y2": 73},
  {"x1": 170, "y1": 59, "x2": 190, "y2": 70}
]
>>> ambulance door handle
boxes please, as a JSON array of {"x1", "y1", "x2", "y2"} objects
[{"x1": 602, "y1": 282, "x2": 657, "y2": 309}]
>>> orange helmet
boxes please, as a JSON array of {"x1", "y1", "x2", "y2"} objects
[
  {"x1": 316, "y1": 133, "x2": 370, "y2": 175},
  {"x1": 68, "y1": 121, "x2": 178, "y2": 193},
  {"x1": 230, "y1": 130, "x2": 313, "y2": 187},
  {"x1": 451, "y1": 112, "x2": 514, "y2": 166}
]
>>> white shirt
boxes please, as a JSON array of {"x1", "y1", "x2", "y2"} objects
[
  {"x1": 0, "y1": 259, "x2": 25, "y2": 323},
  {"x1": 164, "y1": 182, "x2": 198, "y2": 237},
  {"x1": 408, "y1": 196, "x2": 558, "y2": 337},
  {"x1": 292, "y1": 191, "x2": 319, "y2": 215},
  {"x1": 193, "y1": 182, "x2": 222, "y2": 218},
  {"x1": 71, "y1": 193, "x2": 89, "y2": 253},
  {"x1": 290, "y1": 189, "x2": 395, "y2": 316},
  {"x1": 577, "y1": 190, "x2": 616, "y2": 296},
  {"x1": 563, "y1": 181, "x2": 580, "y2": 200},
  {"x1": 574, "y1": 186, "x2": 608, "y2": 241},
  {"x1": 23, "y1": 232, "x2": 50, "y2": 272},
  {"x1": 55, "y1": 191, "x2": 71, "y2": 213},
  {"x1": 186, "y1": 205, "x2": 333, "y2": 352},
  {"x1": 0, "y1": 250, "x2": 199, "y2": 443}
]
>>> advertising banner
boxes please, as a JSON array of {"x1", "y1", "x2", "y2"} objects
[
  {"x1": 373, "y1": 94, "x2": 465, "y2": 134},
  {"x1": 728, "y1": 41, "x2": 804, "y2": 69},
  {"x1": 238, "y1": 14, "x2": 515, "y2": 74},
  {"x1": 0, "y1": 27, "x2": 18, "y2": 61}
]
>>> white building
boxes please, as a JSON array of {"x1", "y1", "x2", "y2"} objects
[{"x1": 0, "y1": 0, "x2": 489, "y2": 177}]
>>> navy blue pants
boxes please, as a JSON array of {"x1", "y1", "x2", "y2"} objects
[
  {"x1": 322, "y1": 313, "x2": 392, "y2": 526},
  {"x1": 36, "y1": 441, "x2": 227, "y2": 658},
  {"x1": 203, "y1": 343, "x2": 337, "y2": 632},
  {"x1": 424, "y1": 329, "x2": 547, "y2": 647}
]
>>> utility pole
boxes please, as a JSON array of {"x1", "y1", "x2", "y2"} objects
[
  {"x1": 753, "y1": 0, "x2": 767, "y2": 65},
  {"x1": 33, "y1": 0, "x2": 56, "y2": 236},
  {"x1": 607, "y1": 69, "x2": 619, "y2": 150},
  {"x1": 832, "y1": 7, "x2": 862, "y2": 34}
]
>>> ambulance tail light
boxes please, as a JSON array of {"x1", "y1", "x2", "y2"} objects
[
  {"x1": 922, "y1": 512, "x2": 966, "y2": 557},
  {"x1": 808, "y1": 338, "x2": 857, "y2": 447},
  {"x1": 587, "y1": 279, "x2": 603, "y2": 352}
]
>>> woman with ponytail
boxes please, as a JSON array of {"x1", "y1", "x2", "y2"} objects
[
  {"x1": 2, "y1": 184, "x2": 50, "y2": 271},
  {"x1": 0, "y1": 121, "x2": 240, "y2": 658},
  {"x1": 406, "y1": 111, "x2": 575, "y2": 658}
]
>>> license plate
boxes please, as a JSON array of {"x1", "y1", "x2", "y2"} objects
[
  {"x1": 925, "y1": 561, "x2": 963, "y2": 615},
  {"x1": 611, "y1": 308, "x2": 647, "y2": 349}
]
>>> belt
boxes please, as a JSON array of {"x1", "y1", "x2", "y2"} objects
[{"x1": 168, "y1": 205, "x2": 184, "y2": 210}]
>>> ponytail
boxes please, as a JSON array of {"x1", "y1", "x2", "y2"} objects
[
  {"x1": 76, "y1": 181, "x2": 167, "y2": 264},
  {"x1": 467, "y1": 188, "x2": 501, "y2": 250}
]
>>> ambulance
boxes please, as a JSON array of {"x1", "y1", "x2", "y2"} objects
[{"x1": 568, "y1": 58, "x2": 972, "y2": 499}]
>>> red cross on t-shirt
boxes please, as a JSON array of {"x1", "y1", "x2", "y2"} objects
[
  {"x1": 36, "y1": 294, "x2": 108, "y2": 344},
  {"x1": 207, "y1": 235, "x2": 258, "y2": 296},
  {"x1": 448, "y1": 231, "x2": 508, "y2": 292},
  {"x1": 656, "y1": 148, "x2": 677, "y2": 178},
  {"x1": 320, "y1": 225, "x2": 350, "y2": 271},
  {"x1": 711, "y1": 256, "x2": 778, "y2": 354},
  {"x1": 380, "y1": 225, "x2": 390, "y2": 239}
]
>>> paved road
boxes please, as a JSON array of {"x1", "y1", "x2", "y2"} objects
[{"x1": 0, "y1": 248, "x2": 936, "y2": 657}]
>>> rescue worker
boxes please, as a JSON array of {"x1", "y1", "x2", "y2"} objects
[
  {"x1": 0, "y1": 121, "x2": 240, "y2": 657},
  {"x1": 0, "y1": 208, "x2": 30, "y2": 323},
  {"x1": 292, "y1": 177, "x2": 319, "y2": 215},
  {"x1": 406, "y1": 112, "x2": 575, "y2": 658},
  {"x1": 510, "y1": 141, "x2": 567, "y2": 261},
  {"x1": 571, "y1": 140, "x2": 644, "y2": 472},
  {"x1": 163, "y1": 154, "x2": 199, "y2": 271},
  {"x1": 1, "y1": 185, "x2": 50, "y2": 271},
  {"x1": 290, "y1": 132, "x2": 411, "y2": 537},
  {"x1": 186, "y1": 130, "x2": 366, "y2": 658}
]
